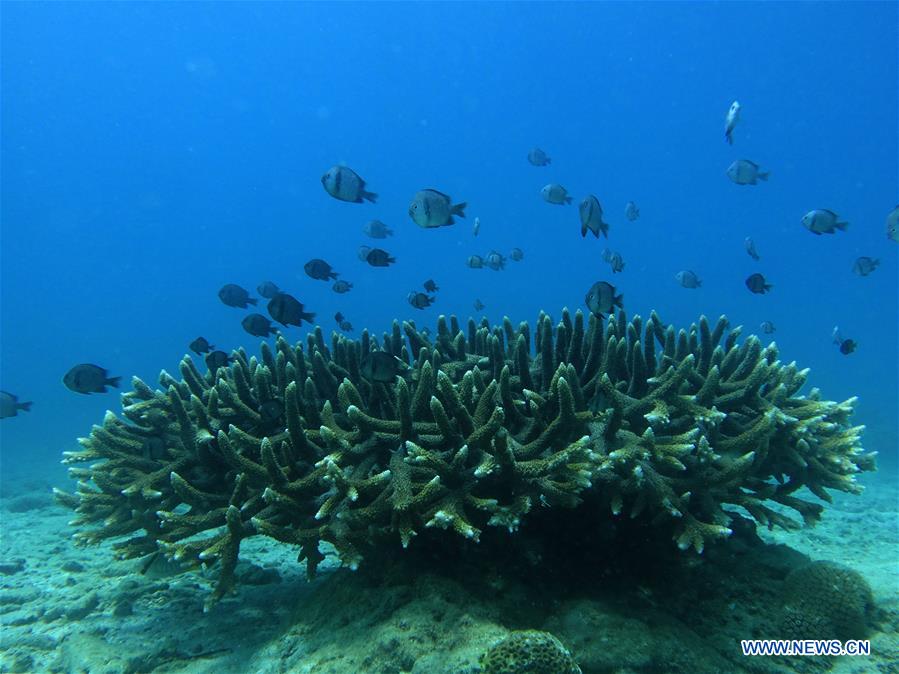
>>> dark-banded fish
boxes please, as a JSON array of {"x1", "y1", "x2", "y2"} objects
[
  {"x1": 335, "y1": 312, "x2": 345, "y2": 324},
  {"x1": 744, "y1": 237, "x2": 760, "y2": 261},
  {"x1": 467, "y1": 255, "x2": 484, "y2": 269},
  {"x1": 408, "y1": 189, "x2": 467, "y2": 228},
  {"x1": 360, "y1": 352, "x2": 408, "y2": 383},
  {"x1": 745, "y1": 273, "x2": 772, "y2": 294},
  {"x1": 189, "y1": 337, "x2": 214, "y2": 355},
  {"x1": 339, "y1": 320, "x2": 354, "y2": 332},
  {"x1": 304, "y1": 259, "x2": 339, "y2": 281},
  {"x1": 541, "y1": 184, "x2": 571, "y2": 205},
  {"x1": 527, "y1": 147, "x2": 551, "y2": 166},
  {"x1": 407, "y1": 292, "x2": 435, "y2": 309},
  {"x1": 579, "y1": 195, "x2": 609, "y2": 238},
  {"x1": 624, "y1": 201, "x2": 640, "y2": 222},
  {"x1": 485, "y1": 251, "x2": 506, "y2": 271},
  {"x1": 585, "y1": 281, "x2": 623, "y2": 317},
  {"x1": 205, "y1": 350, "x2": 234, "y2": 373},
  {"x1": 257, "y1": 281, "x2": 281, "y2": 299},
  {"x1": 760, "y1": 321, "x2": 776, "y2": 334},
  {"x1": 63, "y1": 364, "x2": 120, "y2": 394},
  {"x1": 725, "y1": 100, "x2": 741, "y2": 145},
  {"x1": 242, "y1": 313, "x2": 278, "y2": 338},
  {"x1": 268, "y1": 292, "x2": 315, "y2": 327},
  {"x1": 332, "y1": 280, "x2": 353, "y2": 293},
  {"x1": 423, "y1": 279, "x2": 439, "y2": 292},
  {"x1": 321, "y1": 165, "x2": 377, "y2": 203},
  {"x1": 675, "y1": 270, "x2": 702, "y2": 288},
  {"x1": 509, "y1": 248, "x2": 524, "y2": 262},
  {"x1": 218, "y1": 284, "x2": 257, "y2": 308},
  {"x1": 726, "y1": 160, "x2": 769, "y2": 185},
  {"x1": 801, "y1": 209, "x2": 848, "y2": 235},
  {"x1": 364, "y1": 248, "x2": 396, "y2": 267},
  {"x1": 852, "y1": 257, "x2": 879, "y2": 277},
  {"x1": 601, "y1": 248, "x2": 624, "y2": 273},
  {"x1": 363, "y1": 220, "x2": 393, "y2": 239},
  {"x1": 0, "y1": 392, "x2": 32, "y2": 419},
  {"x1": 832, "y1": 328, "x2": 857, "y2": 355}
]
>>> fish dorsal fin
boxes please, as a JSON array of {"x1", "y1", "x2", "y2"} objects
[{"x1": 424, "y1": 188, "x2": 451, "y2": 201}]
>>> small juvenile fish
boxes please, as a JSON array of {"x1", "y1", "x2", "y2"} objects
[
  {"x1": 585, "y1": 281, "x2": 623, "y2": 317},
  {"x1": 832, "y1": 328, "x2": 857, "y2": 355},
  {"x1": 745, "y1": 273, "x2": 772, "y2": 294},
  {"x1": 541, "y1": 184, "x2": 572, "y2": 205},
  {"x1": 801, "y1": 209, "x2": 848, "y2": 235},
  {"x1": 724, "y1": 100, "x2": 741, "y2": 145},
  {"x1": 218, "y1": 283, "x2": 257, "y2": 308},
  {"x1": 579, "y1": 195, "x2": 609, "y2": 238},
  {"x1": 304, "y1": 259, "x2": 339, "y2": 281},
  {"x1": 423, "y1": 279, "x2": 439, "y2": 292},
  {"x1": 852, "y1": 257, "x2": 879, "y2": 277},
  {"x1": 527, "y1": 147, "x2": 552, "y2": 166},
  {"x1": 189, "y1": 337, "x2": 214, "y2": 355},
  {"x1": 408, "y1": 189, "x2": 467, "y2": 228},
  {"x1": 675, "y1": 270, "x2": 702, "y2": 289},
  {"x1": 364, "y1": 248, "x2": 396, "y2": 267},
  {"x1": 64, "y1": 364, "x2": 121, "y2": 394},
  {"x1": 360, "y1": 352, "x2": 407, "y2": 383},
  {"x1": 467, "y1": 255, "x2": 484, "y2": 269},
  {"x1": 335, "y1": 312, "x2": 345, "y2": 323},
  {"x1": 242, "y1": 313, "x2": 278, "y2": 338},
  {"x1": 887, "y1": 206, "x2": 899, "y2": 243},
  {"x1": 726, "y1": 160, "x2": 769, "y2": 185},
  {"x1": 205, "y1": 350, "x2": 234, "y2": 373},
  {"x1": 321, "y1": 165, "x2": 378, "y2": 203},
  {"x1": 744, "y1": 237, "x2": 760, "y2": 261},
  {"x1": 257, "y1": 281, "x2": 281, "y2": 299},
  {"x1": 624, "y1": 201, "x2": 640, "y2": 222},
  {"x1": 760, "y1": 321, "x2": 776, "y2": 334},
  {"x1": 339, "y1": 320, "x2": 354, "y2": 332},
  {"x1": 407, "y1": 292, "x2": 435, "y2": 309},
  {"x1": 268, "y1": 293, "x2": 315, "y2": 327},
  {"x1": 601, "y1": 248, "x2": 625, "y2": 273},
  {"x1": 509, "y1": 248, "x2": 524, "y2": 262},
  {"x1": 363, "y1": 220, "x2": 393, "y2": 239},
  {"x1": 473, "y1": 299, "x2": 485, "y2": 311},
  {"x1": 0, "y1": 391, "x2": 32, "y2": 419},
  {"x1": 485, "y1": 251, "x2": 506, "y2": 271},
  {"x1": 332, "y1": 280, "x2": 353, "y2": 293},
  {"x1": 473, "y1": 217, "x2": 481, "y2": 236}
]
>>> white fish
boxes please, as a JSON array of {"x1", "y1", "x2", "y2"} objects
[
  {"x1": 801, "y1": 209, "x2": 848, "y2": 235},
  {"x1": 409, "y1": 189, "x2": 466, "y2": 228},
  {"x1": 321, "y1": 166, "x2": 377, "y2": 203},
  {"x1": 579, "y1": 195, "x2": 609, "y2": 238},
  {"x1": 473, "y1": 216, "x2": 480, "y2": 237},
  {"x1": 541, "y1": 184, "x2": 571, "y2": 205},
  {"x1": 744, "y1": 237, "x2": 760, "y2": 261},
  {"x1": 624, "y1": 201, "x2": 639, "y2": 222},
  {"x1": 725, "y1": 100, "x2": 741, "y2": 145},
  {"x1": 675, "y1": 270, "x2": 702, "y2": 289},
  {"x1": 726, "y1": 160, "x2": 769, "y2": 185},
  {"x1": 886, "y1": 205, "x2": 899, "y2": 243}
]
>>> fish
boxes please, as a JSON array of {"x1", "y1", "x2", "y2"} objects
[
  {"x1": 675, "y1": 270, "x2": 702, "y2": 288},
  {"x1": 63, "y1": 364, "x2": 121, "y2": 394},
  {"x1": 887, "y1": 206, "x2": 899, "y2": 243},
  {"x1": 267, "y1": 292, "x2": 316, "y2": 327},
  {"x1": 408, "y1": 189, "x2": 467, "y2": 228},
  {"x1": 364, "y1": 248, "x2": 396, "y2": 267},
  {"x1": 744, "y1": 237, "x2": 760, "y2": 261},
  {"x1": 485, "y1": 250, "x2": 506, "y2": 271},
  {"x1": 745, "y1": 273, "x2": 772, "y2": 294},
  {"x1": 601, "y1": 248, "x2": 625, "y2": 273},
  {"x1": 335, "y1": 312, "x2": 345, "y2": 323},
  {"x1": 0, "y1": 392, "x2": 32, "y2": 419},
  {"x1": 579, "y1": 195, "x2": 609, "y2": 238},
  {"x1": 527, "y1": 147, "x2": 551, "y2": 166},
  {"x1": 358, "y1": 245, "x2": 373, "y2": 261},
  {"x1": 801, "y1": 209, "x2": 849, "y2": 235},
  {"x1": 509, "y1": 248, "x2": 524, "y2": 262},
  {"x1": 189, "y1": 337, "x2": 214, "y2": 355},
  {"x1": 304, "y1": 259, "x2": 339, "y2": 281},
  {"x1": 839, "y1": 339, "x2": 857, "y2": 355},
  {"x1": 218, "y1": 283, "x2": 257, "y2": 308},
  {"x1": 726, "y1": 160, "x2": 769, "y2": 185},
  {"x1": 407, "y1": 292, "x2": 435, "y2": 309},
  {"x1": 258, "y1": 400, "x2": 283, "y2": 425},
  {"x1": 760, "y1": 321, "x2": 776, "y2": 334},
  {"x1": 423, "y1": 279, "x2": 439, "y2": 293},
  {"x1": 363, "y1": 220, "x2": 393, "y2": 239},
  {"x1": 724, "y1": 100, "x2": 741, "y2": 145},
  {"x1": 852, "y1": 257, "x2": 879, "y2": 277},
  {"x1": 585, "y1": 281, "x2": 623, "y2": 318},
  {"x1": 473, "y1": 216, "x2": 481, "y2": 236},
  {"x1": 242, "y1": 313, "x2": 278, "y2": 338},
  {"x1": 257, "y1": 281, "x2": 281, "y2": 299},
  {"x1": 360, "y1": 352, "x2": 408, "y2": 383},
  {"x1": 466, "y1": 255, "x2": 484, "y2": 269},
  {"x1": 332, "y1": 280, "x2": 353, "y2": 293},
  {"x1": 624, "y1": 201, "x2": 640, "y2": 222},
  {"x1": 205, "y1": 350, "x2": 234, "y2": 373},
  {"x1": 321, "y1": 165, "x2": 377, "y2": 203},
  {"x1": 473, "y1": 299, "x2": 485, "y2": 311},
  {"x1": 541, "y1": 184, "x2": 572, "y2": 205},
  {"x1": 339, "y1": 320, "x2": 354, "y2": 332}
]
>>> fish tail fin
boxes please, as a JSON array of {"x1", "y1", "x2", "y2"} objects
[
  {"x1": 580, "y1": 223, "x2": 588, "y2": 237},
  {"x1": 758, "y1": 171, "x2": 770, "y2": 181},
  {"x1": 564, "y1": 196, "x2": 572, "y2": 204},
  {"x1": 835, "y1": 220, "x2": 849, "y2": 231},
  {"x1": 601, "y1": 221, "x2": 609, "y2": 238},
  {"x1": 615, "y1": 293, "x2": 624, "y2": 308},
  {"x1": 697, "y1": 279, "x2": 703, "y2": 287},
  {"x1": 107, "y1": 376, "x2": 122, "y2": 389},
  {"x1": 363, "y1": 191, "x2": 378, "y2": 203},
  {"x1": 725, "y1": 131, "x2": 733, "y2": 145},
  {"x1": 451, "y1": 202, "x2": 467, "y2": 218},
  {"x1": 388, "y1": 255, "x2": 396, "y2": 264},
  {"x1": 303, "y1": 312, "x2": 316, "y2": 324},
  {"x1": 331, "y1": 272, "x2": 339, "y2": 280},
  {"x1": 248, "y1": 298, "x2": 258, "y2": 306},
  {"x1": 19, "y1": 401, "x2": 33, "y2": 412}
]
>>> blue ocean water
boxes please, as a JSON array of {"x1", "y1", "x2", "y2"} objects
[{"x1": 1, "y1": 0, "x2": 896, "y2": 485}]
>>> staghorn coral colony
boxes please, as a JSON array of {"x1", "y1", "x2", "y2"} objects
[{"x1": 55, "y1": 309, "x2": 875, "y2": 607}]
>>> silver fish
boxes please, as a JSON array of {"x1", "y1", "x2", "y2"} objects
[
  {"x1": 466, "y1": 255, "x2": 484, "y2": 269},
  {"x1": 744, "y1": 237, "x2": 760, "y2": 261},
  {"x1": 725, "y1": 100, "x2": 741, "y2": 145},
  {"x1": 802, "y1": 209, "x2": 849, "y2": 235},
  {"x1": 624, "y1": 201, "x2": 640, "y2": 222},
  {"x1": 760, "y1": 321, "x2": 776, "y2": 334},
  {"x1": 321, "y1": 165, "x2": 377, "y2": 203},
  {"x1": 726, "y1": 160, "x2": 769, "y2": 185},
  {"x1": 886, "y1": 205, "x2": 899, "y2": 243},
  {"x1": 675, "y1": 270, "x2": 702, "y2": 288},
  {"x1": 363, "y1": 220, "x2": 393, "y2": 239},
  {"x1": 409, "y1": 189, "x2": 466, "y2": 228},
  {"x1": 473, "y1": 216, "x2": 481, "y2": 236},
  {"x1": 541, "y1": 184, "x2": 571, "y2": 205},
  {"x1": 527, "y1": 147, "x2": 551, "y2": 166},
  {"x1": 601, "y1": 248, "x2": 624, "y2": 273},
  {"x1": 852, "y1": 257, "x2": 879, "y2": 277},
  {"x1": 485, "y1": 250, "x2": 506, "y2": 271},
  {"x1": 509, "y1": 248, "x2": 524, "y2": 262},
  {"x1": 332, "y1": 280, "x2": 354, "y2": 293},
  {"x1": 579, "y1": 195, "x2": 609, "y2": 238}
]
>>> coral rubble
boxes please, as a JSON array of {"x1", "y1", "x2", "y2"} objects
[{"x1": 55, "y1": 309, "x2": 876, "y2": 605}]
